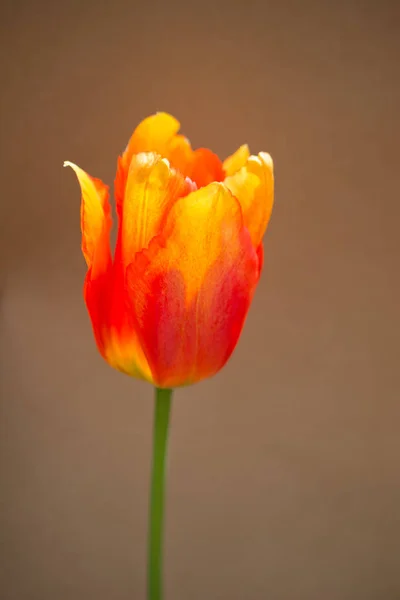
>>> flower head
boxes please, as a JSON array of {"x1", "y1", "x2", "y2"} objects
[{"x1": 64, "y1": 112, "x2": 274, "y2": 388}]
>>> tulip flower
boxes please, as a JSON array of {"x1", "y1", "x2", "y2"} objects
[
  {"x1": 64, "y1": 112, "x2": 274, "y2": 600},
  {"x1": 64, "y1": 112, "x2": 273, "y2": 389}
]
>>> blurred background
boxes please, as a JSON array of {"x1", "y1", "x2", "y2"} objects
[{"x1": 1, "y1": 1, "x2": 399, "y2": 599}]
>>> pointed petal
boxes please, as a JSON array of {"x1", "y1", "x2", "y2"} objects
[
  {"x1": 223, "y1": 144, "x2": 250, "y2": 176},
  {"x1": 64, "y1": 161, "x2": 112, "y2": 278},
  {"x1": 224, "y1": 152, "x2": 274, "y2": 248},
  {"x1": 64, "y1": 161, "x2": 114, "y2": 366},
  {"x1": 120, "y1": 152, "x2": 193, "y2": 265},
  {"x1": 126, "y1": 183, "x2": 259, "y2": 388}
]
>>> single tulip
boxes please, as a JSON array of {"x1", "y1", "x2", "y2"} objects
[{"x1": 64, "y1": 112, "x2": 274, "y2": 389}]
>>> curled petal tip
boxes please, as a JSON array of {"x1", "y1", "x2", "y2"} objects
[
  {"x1": 63, "y1": 160, "x2": 81, "y2": 175},
  {"x1": 249, "y1": 152, "x2": 274, "y2": 173},
  {"x1": 259, "y1": 152, "x2": 274, "y2": 170}
]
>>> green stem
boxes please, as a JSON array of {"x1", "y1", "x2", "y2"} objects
[{"x1": 148, "y1": 387, "x2": 173, "y2": 600}]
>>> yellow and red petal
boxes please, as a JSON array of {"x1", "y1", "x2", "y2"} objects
[
  {"x1": 120, "y1": 152, "x2": 193, "y2": 265},
  {"x1": 64, "y1": 161, "x2": 153, "y2": 380},
  {"x1": 64, "y1": 161, "x2": 115, "y2": 362},
  {"x1": 126, "y1": 182, "x2": 259, "y2": 388},
  {"x1": 84, "y1": 247, "x2": 153, "y2": 382},
  {"x1": 224, "y1": 152, "x2": 274, "y2": 248},
  {"x1": 64, "y1": 161, "x2": 112, "y2": 279},
  {"x1": 102, "y1": 320, "x2": 153, "y2": 382}
]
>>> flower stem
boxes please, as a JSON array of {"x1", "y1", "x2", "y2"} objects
[{"x1": 148, "y1": 387, "x2": 173, "y2": 600}]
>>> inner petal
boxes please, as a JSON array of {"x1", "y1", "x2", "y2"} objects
[
  {"x1": 188, "y1": 148, "x2": 225, "y2": 188},
  {"x1": 121, "y1": 152, "x2": 193, "y2": 263}
]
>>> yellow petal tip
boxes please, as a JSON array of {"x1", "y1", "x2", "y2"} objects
[
  {"x1": 63, "y1": 160, "x2": 79, "y2": 171},
  {"x1": 259, "y1": 152, "x2": 274, "y2": 170},
  {"x1": 63, "y1": 161, "x2": 86, "y2": 179}
]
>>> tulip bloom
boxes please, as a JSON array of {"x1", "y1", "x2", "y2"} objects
[{"x1": 64, "y1": 112, "x2": 274, "y2": 388}]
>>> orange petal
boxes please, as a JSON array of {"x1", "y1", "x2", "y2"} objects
[
  {"x1": 126, "y1": 182, "x2": 259, "y2": 388},
  {"x1": 64, "y1": 161, "x2": 115, "y2": 364},
  {"x1": 224, "y1": 152, "x2": 274, "y2": 248},
  {"x1": 114, "y1": 112, "x2": 182, "y2": 211},
  {"x1": 222, "y1": 144, "x2": 250, "y2": 176},
  {"x1": 64, "y1": 161, "x2": 112, "y2": 278},
  {"x1": 83, "y1": 266, "x2": 153, "y2": 383},
  {"x1": 120, "y1": 152, "x2": 193, "y2": 266},
  {"x1": 121, "y1": 113, "x2": 180, "y2": 179},
  {"x1": 124, "y1": 112, "x2": 180, "y2": 157},
  {"x1": 189, "y1": 148, "x2": 225, "y2": 188},
  {"x1": 166, "y1": 134, "x2": 193, "y2": 176}
]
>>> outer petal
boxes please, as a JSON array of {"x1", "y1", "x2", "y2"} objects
[
  {"x1": 120, "y1": 152, "x2": 194, "y2": 265},
  {"x1": 102, "y1": 151, "x2": 193, "y2": 384},
  {"x1": 224, "y1": 152, "x2": 274, "y2": 248},
  {"x1": 64, "y1": 161, "x2": 112, "y2": 278},
  {"x1": 64, "y1": 161, "x2": 113, "y2": 358},
  {"x1": 64, "y1": 161, "x2": 152, "y2": 380},
  {"x1": 126, "y1": 183, "x2": 259, "y2": 388}
]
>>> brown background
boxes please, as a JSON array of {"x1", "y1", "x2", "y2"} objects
[{"x1": 1, "y1": 1, "x2": 399, "y2": 599}]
